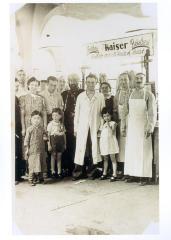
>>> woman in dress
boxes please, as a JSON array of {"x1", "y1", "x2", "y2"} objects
[
  {"x1": 19, "y1": 77, "x2": 47, "y2": 175},
  {"x1": 20, "y1": 77, "x2": 47, "y2": 137}
]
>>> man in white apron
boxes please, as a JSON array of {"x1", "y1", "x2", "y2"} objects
[
  {"x1": 72, "y1": 73, "x2": 105, "y2": 180},
  {"x1": 121, "y1": 73, "x2": 157, "y2": 185}
]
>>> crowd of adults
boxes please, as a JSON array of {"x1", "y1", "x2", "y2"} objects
[{"x1": 15, "y1": 69, "x2": 158, "y2": 186}]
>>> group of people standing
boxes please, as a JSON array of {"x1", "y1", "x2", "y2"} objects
[{"x1": 15, "y1": 69, "x2": 157, "y2": 187}]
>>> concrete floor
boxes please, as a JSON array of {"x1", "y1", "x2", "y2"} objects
[{"x1": 14, "y1": 177, "x2": 159, "y2": 235}]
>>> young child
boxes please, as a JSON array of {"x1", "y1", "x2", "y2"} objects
[
  {"x1": 99, "y1": 107, "x2": 119, "y2": 182},
  {"x1": 24, "y1": 111, "x2": 47, "y2": 186},
  {"x1": 47, "y1": 108, "x2": 66, "y2": 179}
]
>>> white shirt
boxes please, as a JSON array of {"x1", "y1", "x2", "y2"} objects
[{"x1": 47, "y1": 121, "x2": 65, "y2": 136}]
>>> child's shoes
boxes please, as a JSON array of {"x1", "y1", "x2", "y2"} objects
[
  {"x1": 29, "y1": 181, "x2": 36, "y2": 186},
  {"x1": 100, "y1": 175, "x2": 107, "y2": 180},
  {"x1": 51, "y1": 172, "x2": 56, "y2": 179},
  {"x1": 110, "y1": 176, "x2": 116, "y2": 182},
  {"x1": 57, "y1": 173, "x2": 63, "y2": 180}
]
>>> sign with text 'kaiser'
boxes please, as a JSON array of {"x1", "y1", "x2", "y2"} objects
[{"x1": 87, "y1": 33, "x2": 154, "y2": 58}]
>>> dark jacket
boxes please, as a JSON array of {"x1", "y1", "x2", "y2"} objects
[{"x1": 62, "y1": 89, "x2": 84, "y2": 133}]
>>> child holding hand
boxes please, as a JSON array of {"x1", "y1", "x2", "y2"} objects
[
  {"x1": 24, "y1": 110, "x2": 47, "y2": 186},
  {"x1": 99, "y1": 107, "x2": 119, "y2": 182},
  {"x1": 47, "y1": 108, "x2": 66, "y2": 178}
]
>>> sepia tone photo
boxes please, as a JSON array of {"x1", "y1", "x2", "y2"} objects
[{"x1": 11, "y1": 2, "x2": 159, "y2": 235}]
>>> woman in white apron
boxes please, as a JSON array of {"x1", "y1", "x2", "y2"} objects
[{"x1": 121, "y1": 73, "x2": 157, "y2": 185}]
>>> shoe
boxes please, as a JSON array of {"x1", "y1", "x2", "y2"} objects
[
  {"x1": 57, "y1": 174, "x2": 63, "y2": 180},
  {"x1": 100, "y1": 175, "x2": 107, "y2": 180},
  {"x1": 139, "y1": 181, "x2": 147, "y2": 186},
  {"x1": 51, "y1": 173, "x2": 56, "y2": 179},
  {"x1": 72, "y1": 176, "x2": 80, "y2": 181},
  {"x1": 120, "y1": 176, "x2": 127, "y2": 181},
  {"x1": 125, "y1": 178, "x2": 133, "y2": 183},
  {"x1": 110, "y1": 176, "x2": 116, "y2": 182},
  {"x1": 89, "y1": 175, "x2": 96, "y2": 180},
  {"x1": 38, "y1": 179, "x2": 45, "y2": 184},
  {"x1": 18, "y1": 177, "x2": 24, "y2": 182},
  {"x1": 63, "y1": 169, "x2": 69, "y2": 177},
  {"x1": 29, "y1": 182, "x2": 36, "y2": 186}
]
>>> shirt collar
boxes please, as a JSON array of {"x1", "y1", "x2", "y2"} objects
[
  {"x1": 83, "y1": 91, "x2": 98, "y2": 100},
  {"x1": 52, "y1": 120, "x2": 60, "y2": 125},
  {"x1": 104, "y1": 94, "x2": 112, "y2": 100},
  {"x1": 46, "y1": 89, "x2": 55, "y2": 97}
]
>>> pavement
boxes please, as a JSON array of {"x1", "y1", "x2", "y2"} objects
[{"x1": 13, "y1": 177, "x2": 159, "y2": 235}]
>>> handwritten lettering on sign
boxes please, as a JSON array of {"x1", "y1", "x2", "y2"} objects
[{"x1": 87, "y1": 33, "x2": 153, "y2": 57}]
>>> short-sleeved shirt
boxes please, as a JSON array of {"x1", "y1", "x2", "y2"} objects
[
  {"x1": 40, "y1": 89, "x2": 63, "y2": 115},
  {"x1": 47, "y1": 121, "x2": 65, "y2": 136}
]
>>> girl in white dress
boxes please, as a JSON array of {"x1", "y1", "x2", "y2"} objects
[{"x1": 99, "y1": 107, "x2": 119, "y2": 182}]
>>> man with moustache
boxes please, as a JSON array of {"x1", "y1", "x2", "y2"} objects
[{"x1": 121, "y1": 73, "x2": 157, "y2": 185}]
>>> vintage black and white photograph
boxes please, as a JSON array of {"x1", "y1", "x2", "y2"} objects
[{"x1": 11, "y1": 2, "x2": 159, "y2": 235}]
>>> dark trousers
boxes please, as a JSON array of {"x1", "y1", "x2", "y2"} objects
[
  {"x1": 15, "y1": 136, "x2": 23, "y2": 180},
  {"x1": 62, "y1": 132, "x2": 76, "y2": 174},
  {"x1": 46, "y1": 114, "x2": 53, "y2": 177}
]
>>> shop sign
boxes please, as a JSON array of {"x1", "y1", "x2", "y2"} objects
[{"x1": 87, "y1": 33, "x2": 154, "y2": 57}]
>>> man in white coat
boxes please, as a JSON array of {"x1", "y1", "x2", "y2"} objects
[
  {"x1": 72, "y1": 73, "x2": 105, "y2": 180},
  {"x1": 121, "y1": 73, "x2": 157, "y2": 185}
]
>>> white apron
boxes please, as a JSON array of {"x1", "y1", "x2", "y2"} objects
[{"x1": 124, "y1": 90, "x2": 152, "y2": 177}]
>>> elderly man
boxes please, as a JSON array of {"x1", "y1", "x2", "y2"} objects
[
  {"x1": 58, "y1": 75, "x2": 67, "y2": 93},
  {"x1": 61, "y1": 73, "x2": 83, "y2": 176},
  {"x1": 121, "y1": 73, "x2": 157, "y2": 185},
  {"x1": 72, "y1": 73, "x2": 105, "y2": 180}
]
